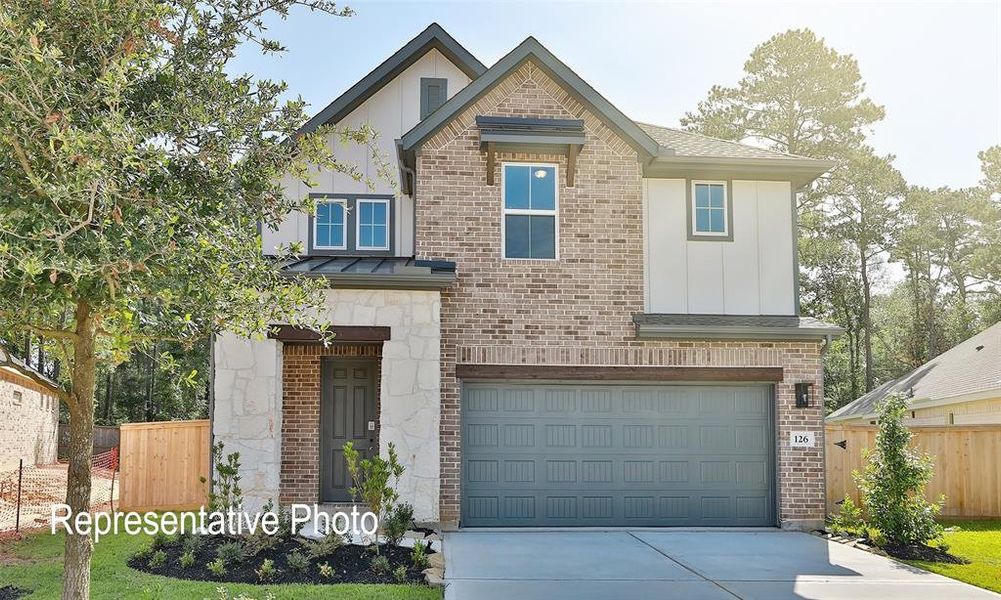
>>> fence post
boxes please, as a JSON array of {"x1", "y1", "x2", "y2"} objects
[{"x1": 15, "y1": 458, "x2": 23, "y2": 533}]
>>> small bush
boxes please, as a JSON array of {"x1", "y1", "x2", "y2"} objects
[
  {"x1": 216, "y1": 541, "x2": 246, "y2": 566},
  {"x1": 307, "y1": 533, "x2": 343, "y2": 558},
  {"x1": 318, "y1": 562, "x2": 334, "y2": 579},
  {"x1": 150, "y1": 531, "x2": 170, "y2": 551},
  {"x1": 830, "y1": 495, "x2": 865, "y2": 537},
  {"x1": 207, "y1": 558, "x2": 228, "y2": 577},
  {"x1": 410, "y1": 540, "x2": 430, "y2": 570},
  {"x1": 255, "y1": 558, "x2": 278, "y2": 582},
  {"x1": 383, "y1": 502, "x2": 414, "y2": 546},
  {"x1": 148, "y1": 550, "x2": 167, "y2": 569},
  {"x1": 371, "y1": 555, "x2": 390, "y2": 574},
  {"x1": 181, "y1": 533, "x2": 203, "y2": 555},
  {"x1": 179, "y1": 550, "x2": 196, "y2": 569},
  {"x1": 392, "y1": 565, "x2": 408, "y2": 583},
  {"x1": 287, "y1": 550, "x2": 309, "y2": 573},
  {"x1": 132, "y1": 544, "x2": 153, "y2": 564}
]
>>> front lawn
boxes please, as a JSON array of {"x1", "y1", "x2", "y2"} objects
[
  {"x1": 903, "y1": 520, "x2": 1001, "y2": 593},
  {"x1": 0, "y1": 528, "x2": 440, "y2": 599}
]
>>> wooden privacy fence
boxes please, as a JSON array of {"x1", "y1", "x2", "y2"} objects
[
  {"x1": 119, "y1": 420, "x2": 210, "y2": 511},
  {"x1": 826, "y1": 424, "x2": 1001, "y2": 518}
]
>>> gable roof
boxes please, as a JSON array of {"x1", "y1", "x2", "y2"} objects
[
  {"x1": 827, "y1": 321, "x2": 1001, "y2": 422},
  {"x1": 637, "y1": 123, "x2": 813, "y2": 161},
  {"x1": 297, "y1": 23, "x2": 486, "y2": 136},
  {"x1": 400, "y1": 36, "x2": 661, "y2": 158}
]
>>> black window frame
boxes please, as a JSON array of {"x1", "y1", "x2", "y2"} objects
[{"x1": 307, "y1": 193, "x2": 395, "y2": 256}]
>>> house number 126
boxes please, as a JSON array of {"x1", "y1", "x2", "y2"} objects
[{"x1": 790, "y1": 431, "x2": 815, "y2": 448}]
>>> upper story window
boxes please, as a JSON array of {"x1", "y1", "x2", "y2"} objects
[
  {"x1": 309, "y1": 195, "x2": 394, "y2": 255},
  {"x1": 690, "y1": 181, "x2": 732, "y2": 240},
  {"x1": 420, "y1": 78, "x2": 448, "y2": 120},
  {"x1": 314, "y1": 200, "x2": 347, "y2": 250},
  {"x1": 502, "y1": 164, "x2": 557, "y2": 260}
]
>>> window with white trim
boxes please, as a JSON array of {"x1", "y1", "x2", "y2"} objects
[
  {"x1": 356, "y1": 199, "x2": 389, "y2": 250},
  {"x1": 313, "y1": 199, "x2": 347, "y2": 249},
  {"x1": 691, "y1": 181, "x2": 728, "y2": 236},
  {"x1": 502, "y1": 164, "x2": 557, "y2": 259}
]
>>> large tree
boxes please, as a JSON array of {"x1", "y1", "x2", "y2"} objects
[{"x1": 0, "y1": 1, "x2": 374, "y2": 597}]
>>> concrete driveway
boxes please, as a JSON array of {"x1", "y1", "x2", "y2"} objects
[{"x1": 444, "y1": 530, "x2": 999, "y2": 599}]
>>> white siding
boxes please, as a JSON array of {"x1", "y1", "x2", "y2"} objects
[
  {"x1": 263, "y1": 49, "x2": 472, "y2": 255},
  {"x1": 644, "y1": 178, "x2": 796, "y2": 315}
]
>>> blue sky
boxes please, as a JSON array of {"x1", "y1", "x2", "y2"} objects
[{"x1": 233, "y1": 1, "x2": 1000, "y2": 189}]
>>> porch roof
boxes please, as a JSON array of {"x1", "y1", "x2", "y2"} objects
[{"x1": 281, "y1": 256, "x2": 456, "y2": 290}]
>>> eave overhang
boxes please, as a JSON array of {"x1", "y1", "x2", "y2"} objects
[
  {"x1": 643, "y1": 155, "x2": 837, "y2": 190},
  {"x1": 634, "y1": 314, "x2": 844, "y2": 341}
]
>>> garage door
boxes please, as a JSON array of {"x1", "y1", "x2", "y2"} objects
[{"x1": 461, "y1": 383, "x2": 774, "y2": 527}]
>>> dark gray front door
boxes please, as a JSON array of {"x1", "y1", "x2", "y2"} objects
[
  {"x1": 320, "y1": 358, "x2": 377, "y2": 502},
  {"x1": 461, "y1": 383, "x2": 775, "y2": 527}
]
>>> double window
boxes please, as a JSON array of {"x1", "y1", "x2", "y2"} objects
[
  {"x1": 502, "y1": 164, "x2": 558, "y2": 259},
  {"x1": 311, "y1": 195, "x2": 392, "y2": 254},
  {"x1": 690, "y1": 181, "x2": 730, "y2": 239}
]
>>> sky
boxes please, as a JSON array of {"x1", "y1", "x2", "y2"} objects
[{"x1": 232, "y1": 0, "x2": 1000, "y2": 189}]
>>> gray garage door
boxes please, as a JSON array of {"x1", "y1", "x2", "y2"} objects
[{"x1": 461, "y1": 383, "x2": 774, "y2": 527}]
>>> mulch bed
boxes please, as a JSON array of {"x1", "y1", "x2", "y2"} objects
[
  {"x1": 128, "y1": 534, "x2": 434, "y2": 585},
  {"x1": 884, "y1": 542, "x2": 969, "y2": 564},
  {"x1": 0, "y1": 586, "x2": 30, "y2": 600}
]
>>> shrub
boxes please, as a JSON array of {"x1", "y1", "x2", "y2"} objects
[
  {"x1": 370, "y1": 555, "x2": 390, "y2": 574},
  {"x1": 203, "y1": 441, "x2": 244, "y2": 512},
  {"x1": 216, "y1": 541, "x2": 246, "y2": 566},
  {"x1": 148, "y1": 550, "x2": 167, "y2": 569},
  {"x1": 287, "y1": 550, "x2": 309, "y2": 573},
  {"x1": 207, "y1": 558, "x2": 228, "y2": 577},
  {"x1": 383, "y1": 502, "x2": 414, "y2": 546},
  {"x1": 181, "y1": 533, "x2": 203, "y2": 555},
  {"x1": 307, "y1": 533, "x2": 343, "y2": 559},
  {"x1": 393, "y1": 565, "x2": 408, "y2": 583},
  {"x1": 318, "y1": 562, "x2": 334, "y2": 579},
  {"x1": 830, "y1": 495, "x2": 865, "y2": 537},
  {"x1": 410, "y1": 540, "x2": 430, "y2": 570},
  {"x1": 179, "y1": 550, "x2": 196, "y2": 569},
  {"x1": 150, "y1": 531, "x2": 171, "y2": 552},
  {"x1": 255, "y1": 558, "x2": 278, "y2": 582},
  {"x1": 132, "y1": 544, "x2": 153, "y2": 564},
  {"x1": 854, "y1": 392, "x2": 944, "y2": 546},
  {"x1": 343, "y1": 441, "x2": 405, "y2": 554}
]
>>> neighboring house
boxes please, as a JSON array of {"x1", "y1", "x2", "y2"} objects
[
  {"x1": 828, "y1": 322, "x2": 1001, "y2": 426},
  {"x1": 212, "y1": 24, "x2": 841, "y2": 531},
  {"x1": 0, "y1": 358, "x2": 61, "y2": 472}
]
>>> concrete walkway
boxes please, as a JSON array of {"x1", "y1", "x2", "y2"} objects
[{"x1": 444, "y1": 530, "x2": 999, "y2": 599}]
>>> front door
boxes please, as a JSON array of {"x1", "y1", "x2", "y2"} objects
[{"x1": 320, "y1": 358, "x2": 377, "y2": 502}]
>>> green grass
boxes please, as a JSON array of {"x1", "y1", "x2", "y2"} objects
[
  {"x1": 903, "y1": 520, "x2": 1001, "y2": 593},
  {"x1": 0, "y1": 528, "x2": 441, "y2": 600}
]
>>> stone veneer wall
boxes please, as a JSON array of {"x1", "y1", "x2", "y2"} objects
[
  {"x1": 414, "y1": 60, "x2": 827, "y2": 529},
  {"x1": 0, "y1": 368, "x2": 59, "y2": 472},
  {"x1": 213, "y1": 288, "x2": 442, "y2": 520}
]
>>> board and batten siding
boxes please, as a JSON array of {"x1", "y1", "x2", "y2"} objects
[
  {"x1": 644, "y1": 178, "x2": 795, "y2": 315},
  {"x1": 264, "y1": 48, "x2": 472, "y2": 256}
]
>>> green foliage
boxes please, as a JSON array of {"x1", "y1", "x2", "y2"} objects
[
  {"x1": 383, "y1": 502, "x2": 414, "y2": 546},
  {"x1": 286, "y1": 550, "x2": 309, "y2": 573},
  {"x1": 181, "y1": 533, "x2": 203, "y2": 555},
  {"x1": 147, "y1": 550, "x2": 167, "y2": 569},
  {"x1": 392, "y1": 565, "x2": 408, "y2": 583},
  {"x1": 206, "y1": 558, "x2": 228, "y2": 578},
  {"x1": 131, "y1": 544, "x2": 153, "y2": 564},
  {"x1": 149, "y1": 531, "x2": 170, "y2": 551},
  {"x1": 204, "y1": 442, "x2": 243, "y2": 512},
  {"x1": 216, "y1": 541, "x2": 246, "y2": 566},
  {"x1": 179, "y1": 549, "x2": 195, "y2": 569},
  {"x1": 306, "y1": 533, "x2": 344, "y2": 559},
  {"x1": 830, "y1": 496, "x2": 865, "y2": 537},
  {"x1": 318, "y1": 562, "x2": 334, "y2": 579},
  {"x1": 255, "y1": 558, "x2": 278, "y2": 582},
  {"x1": 410, "y1": 541, "x2": 429, "y2": 570},
  {"x1": 343, "y1": 441, "x2": 405, "y2": 554},
  {"x1": 370, "y1": 555, "x2": 391, "y2": 575},
  {"x1": 854, "y1": 393, "x2": 944, "y2": 546}
]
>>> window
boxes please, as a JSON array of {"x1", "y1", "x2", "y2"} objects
[
  {"x1": 691, "y1": 181, "x2": 729, "y2": 238},
  {"x1": 420, "y1": 78, "x2": 448, "y2": 120},
  {"x1": 356, "y1": 199, "x2": 389, "y2": 250},
  {"x1": 314, "y1": 199, "x2": 347, "y2": 250},
  {"x1": 12, "y1": 390, "x2": 22, "y2": 406},
  {"x1": 503, "y1": 164, "x2": 557, "y2": 259}
]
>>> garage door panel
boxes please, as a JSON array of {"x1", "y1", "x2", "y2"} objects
[{"x1": 462, "y1": 383, "x2": 774, "y2": 527}]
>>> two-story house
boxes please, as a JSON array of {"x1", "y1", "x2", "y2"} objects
[{"x1": 212, "y1": 24, "x2": 841, "y2": 531}]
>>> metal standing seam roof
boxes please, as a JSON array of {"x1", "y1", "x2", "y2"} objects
[
  {"x1": 827, "y1": 321, "x2": 1001, "y2": 422},
  {"x1": 281, "y1": 256, "x2": 457, "y2": 289}
]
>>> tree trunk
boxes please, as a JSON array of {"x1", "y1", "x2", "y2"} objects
[
  {"x1": 859, "y1": 245, "x2": 874, "y2": 392},
  {"x1": 62, "y1": 302, "x2": 98, "y2": 600}
]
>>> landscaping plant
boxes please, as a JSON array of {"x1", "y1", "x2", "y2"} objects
[
  {"x1": 410, "y1": 541, "x2": 430, "y2": 570},
  {"x1": 205, "y1": 443, "x2": 244, "y2": 512},
  {"x1": 306, "y1": 533, "x2": 344, "y2": 559},
  {"x1": 830, "y1": 495, "x2": 866, "y2": 537},
  {"x1": 318, "y1": 562, "x2": 334, "y2": 579},
  {"x1": 392, "y1": 565, "x2": 408, "y2": 583},
  {"x1": 216, "y1": 542, "x2": 246, "y2": 567},
  {"x1": 147, "y1": 550, "x2": 167, "y2": 569},
  {"x1": 286, "y1": 550, "x2": 309, "y2": 573},
  {"x1": 383, "y1": 502, "x2": 415, "y2": 546},
  {"x1": 343, "y1": 441, "x2": 405, "y2": 553},
  {"x1": 255, "y1": 558, "x2": 278, "y2": 582},
  {"x1": 854, "y1": 392, "x2": 944, "y2": 547},
  {"x1": 370, "y1": 555, "x2": 391, "y2": 575},
  {"x1": 206, "y1": 558, "x2": 228, "y2": 578},
  {"x1": 179, "y1": 550, "x2": 196, "y2": 569}
]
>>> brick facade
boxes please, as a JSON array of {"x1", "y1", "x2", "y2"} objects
[
  {"x1": 0, "y1": 368, "x2": 60, "y2": 472},
  {"x1": 279, "y1": 343, "x2": 382, "y2": 504},
  {"x1": 414, "y1": 61, "x2": 826, "y2": 528}
]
